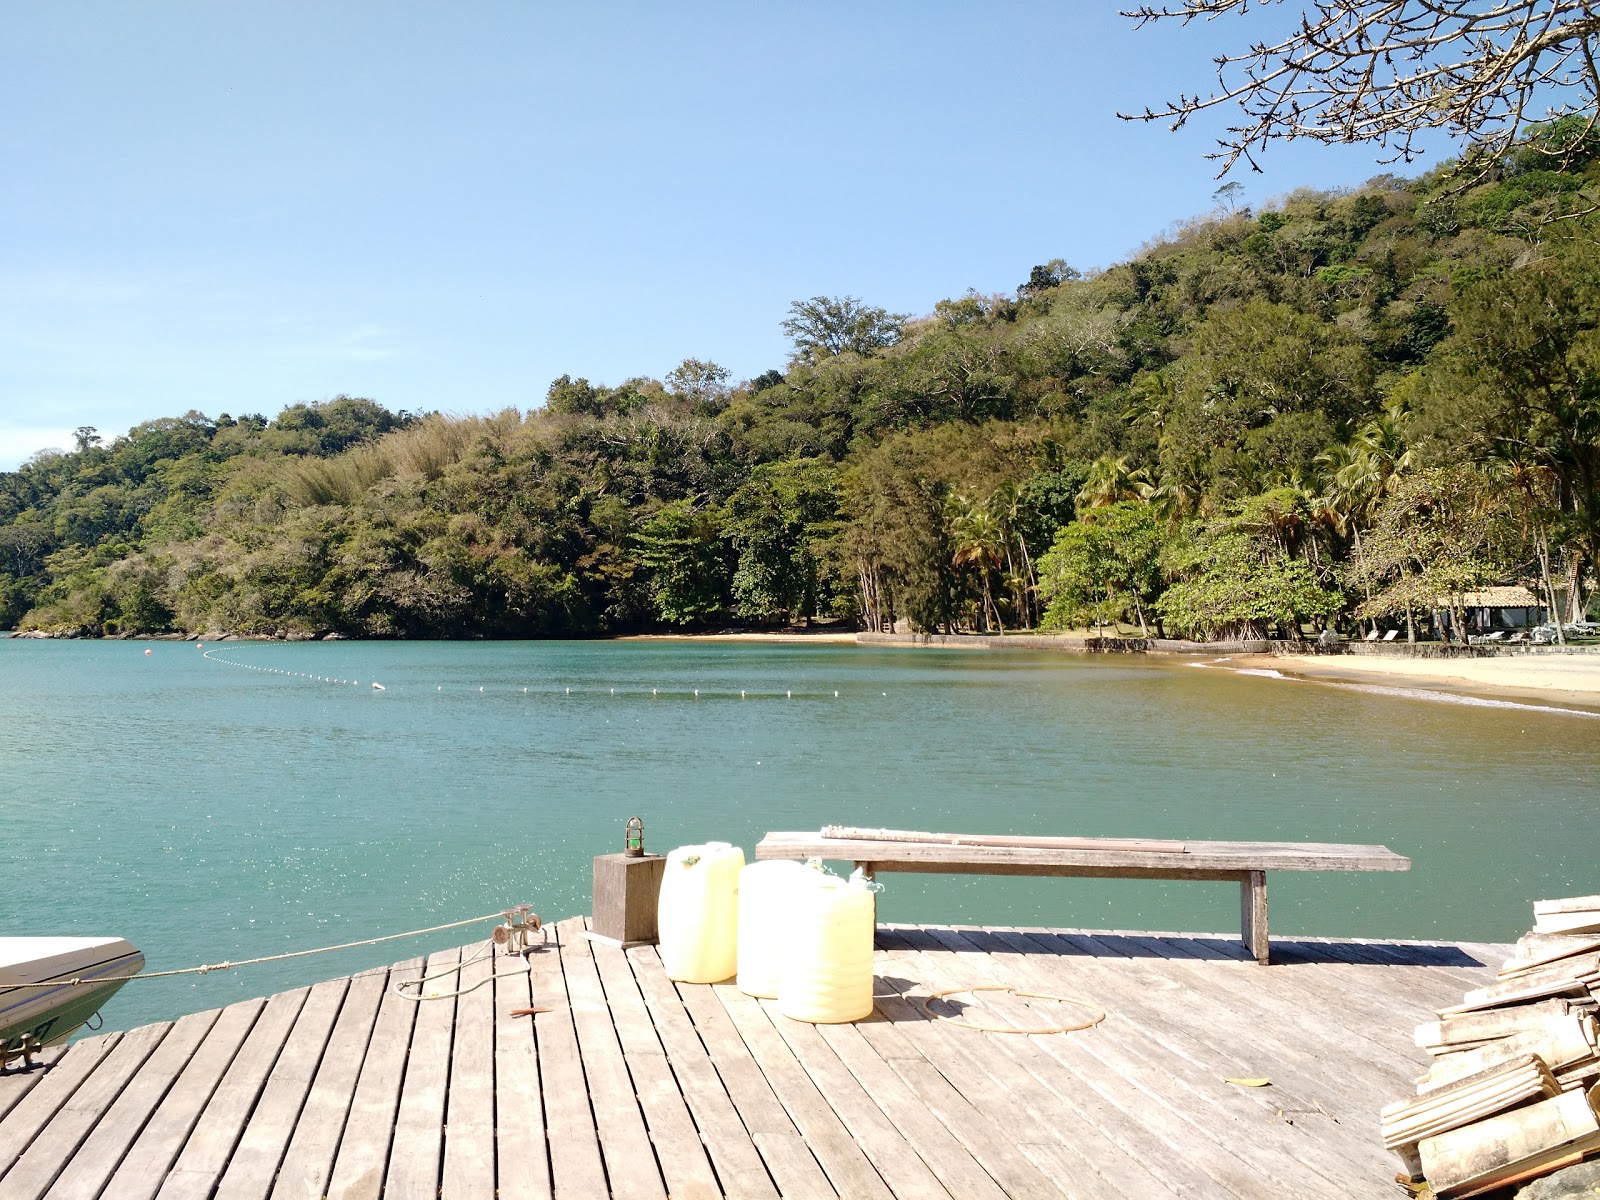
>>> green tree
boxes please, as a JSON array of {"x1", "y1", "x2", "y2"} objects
[
  {"x1": 1037, "y1": 502, "x2": 1165, "y2": 634},
  {"x1": 781, "y1": 296, "x2": 907, "y2": 366},
  {"x1": 723, "y1": 459, "x2": 841, "y2": 624},
  {"x1": 1418, "y1": 249, "x2": 1600, "y2": 621},
  {"x1": 1159, "y1": 497, "x2": 1343, "y2": 640},
  {"x1": 631, "y1": 501, "x2": 730, "y2": 626}
]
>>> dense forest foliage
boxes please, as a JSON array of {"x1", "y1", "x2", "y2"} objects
[{"x1": 6, "y1": 128, "x2": 1600, "y2": 641}]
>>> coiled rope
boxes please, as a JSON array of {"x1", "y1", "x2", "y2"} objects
[
  {"x1": 3, "y1": 911, "x2": 507, "y2": 989},
  {"x1": 915, "y1": 985, "x2": 1106, "y2": 1034},
  {"x1": 390, "y1": 936, "x2": 541, "y2": 1002}
]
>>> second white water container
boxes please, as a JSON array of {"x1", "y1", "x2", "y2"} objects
[
  {"x1": 736, "y1": 860, "x2": 818, "y2": 998},
  {"x1": 657, "y1": 842, "x2": 745, "y2": 983},
  {"x1": 777, "y1": 874, "x2": 876, "y2": 1023}
]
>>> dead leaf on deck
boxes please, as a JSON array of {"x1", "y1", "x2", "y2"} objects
[{"x1": 1224, "y1": 1077, "x2": 1272, "y2": 1087}]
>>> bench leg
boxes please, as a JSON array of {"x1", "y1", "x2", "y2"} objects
[
  {"x1": 1240, "y1": 871, "x2": 1268, "y2": 964},
  {"x1": 856, "y1": 862, "x2": 878, "y2": 932}
]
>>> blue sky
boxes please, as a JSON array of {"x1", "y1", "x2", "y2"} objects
[{"x1": 0, "y1": 2, "x2": 1450, "y2": 469}]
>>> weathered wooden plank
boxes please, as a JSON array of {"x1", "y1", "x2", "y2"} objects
[
  {"x1": 0, "y1": 1049, "x2": 65, "y2": 1124},
  {"x1": 820, "y1": 826, "x2": 1188, "y2": 853},
  {"x1": 747, "y1": 994, "x2": 953, "y2": 1200},
  {"x1": 494, "y1": 940, "x2": 553, "y2": 1200},
  {"x1": 952, "y1": 927, "x2": 1369, "y2": 1199},
  {"x1": 154, "y1": 986, "x2": 310, "y2": 1200},
  {"x1": 326, "y1": 959, "x2": 422, "y2": 1200},
  {"x1": 866, "y1": 939, "x2": 1180, "y2": 1199},
  {"x1": 710, "y1": 982, "x2": 894, "y2": 1200},
  {"x1": 879, "y1": 928, "x2": 1253, "y2": 1199},
  {"x1": 583, "y1": 930, "x2": 724, "y2": 1199},
  {"x1": 3, "y1": 1022, "x2": 169, "y2": 1196},
  {"x1": 1013, "y1": 929, "x2": 1426, "y2": 1117},
  {"x1": 269, "y1": 970, "x2": 386, "y2": 1200},
  {"x1": 758, "y1": 831, "x2": 1410, "y2": 873},
  {"x1": 527, "y1": 921, "x2": 609, "y2": 1200},
  {"x1": 35, "y1": 1009, "x2": 219, "y2": 1200},
  {"x1": 1241, "y1": 871, "x2": 1269, "y2": 964},
  {"x1": 441, "y1": 945, "x2": 497, "y2": 1200},
  {"x1": 644, "y1": 949, "x2": 833, "y2": 1199},
  {"x1": 804, "y1": 1016, "x2": 1024, "y2": 1200},
  {"x1": 0, "y1": 1031, "x2": 123, "y2": 1180},
  {"x1": 385, "y1": 946, "x2": 461, "y2": 1199},
  {"x1": 620, "y1": 946, "x2": 779, "y2": 1200},
  {"x1": 215, "y1": 976, "x2": 350, "y2": 1200},
  {"x1": 1019, "y1": 926, "x2": 1473, "y2": 1190},
  {"x1": 102, "y1": 999, "x2": 265, "y2": 1200},
  {"x1": 559, "y1": 919, "x2": 667, "y2": 1200}
]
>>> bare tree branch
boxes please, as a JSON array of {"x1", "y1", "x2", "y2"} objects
[{"x1": 1120, "y1": 1, "x2": 1600, "y2": 177}]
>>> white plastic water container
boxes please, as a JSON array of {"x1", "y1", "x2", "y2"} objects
[
  {"x1": 778, "y1": 874, "x2": 876, "y2": 1023},
  {"x1": 657, "y1": 842, "x2": 745, "y2": 983},
  {"x1": 736, "y1": 860, "x2": 819, "y2": 998}
]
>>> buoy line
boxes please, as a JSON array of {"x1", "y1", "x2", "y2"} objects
[
  {"x1": 200, "y1": 647, "x2": 378, "y2": 689},
  {"x1": 199, "y1": 649, "x2": 869, "y2": 701},
  {"x1": 3, "y1": 910, "x2": 512, "y2": 989}
]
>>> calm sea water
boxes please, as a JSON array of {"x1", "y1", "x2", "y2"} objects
[{"x1": 3, "y1": 638, "x2": 1598, "y2": 1032}]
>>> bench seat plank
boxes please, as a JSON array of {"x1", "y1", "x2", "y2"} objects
[
  {"x1": 755, "y1": 833, "x2": 1410, "y2": 874},
  {"x1": 756, "y1": 831, "x2": 1409, "y2": 966}
]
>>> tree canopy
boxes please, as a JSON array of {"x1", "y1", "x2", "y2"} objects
[{"x1": 4, "y1": 150, "x2": 1599, "y2": 642}]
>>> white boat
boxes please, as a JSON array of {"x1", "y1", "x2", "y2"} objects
[{"x1": 0, "y1": 937, "x2": 144, "y2": 1066}]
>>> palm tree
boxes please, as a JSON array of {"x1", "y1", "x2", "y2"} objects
[
  {"x1": 1315, "y1": 406, "x2": 1416, "y2": 637},
  {"x1": 947, "y1": 494, "x2": 1005, "y2": 633},
  {"x1": 988, "y1": 481, "x2": 1036, "y2": 628},
  {"x1": 1075, "y1": 455, "x2": 1153, "y2": 515},
  {"x1": 1316, "y1": 439, "x2": 1381, "y2": 636}
]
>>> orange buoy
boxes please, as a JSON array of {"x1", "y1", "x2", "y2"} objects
[{"x1": 144, "y1": 649, "x2": 152, "y2": 655}]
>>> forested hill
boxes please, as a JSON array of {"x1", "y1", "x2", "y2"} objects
[{"x1": 6, "y1": 134, "x2": 1600, "y2": 641}]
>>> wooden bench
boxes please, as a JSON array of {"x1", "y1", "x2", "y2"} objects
[{"x1": 755, "y1": 829, "x2": 1412, "y2": 964}]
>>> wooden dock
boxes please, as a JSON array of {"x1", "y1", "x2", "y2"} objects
[{"x1": 0, "y1": 918, "x2": 1506, "y2": 1199}]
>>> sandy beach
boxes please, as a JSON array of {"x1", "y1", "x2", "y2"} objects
[{"x1": 1237, "y1": 650, "x2": 1600, "y2": 707}]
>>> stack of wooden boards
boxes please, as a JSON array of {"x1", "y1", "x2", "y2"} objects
[{"x1": 1381, "y1": 896, "x2": 1600, "y2": 1197}]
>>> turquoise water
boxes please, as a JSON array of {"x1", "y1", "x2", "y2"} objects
[{"x1": 3, "y1": 638, "x2": 1598, "y2": 1032}]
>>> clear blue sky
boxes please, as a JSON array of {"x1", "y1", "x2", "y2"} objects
[{"x1": 0, "y1": 2, "x2": 1450, "y2": 469}]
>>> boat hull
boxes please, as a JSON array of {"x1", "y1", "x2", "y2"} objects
[{"x1": 0, "y1": 937, "x2": 144, "y2": 1054}]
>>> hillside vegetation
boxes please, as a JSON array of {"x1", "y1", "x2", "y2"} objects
[{"x1": 6, "y1": 132, "x2": 1600, "y2": 641}]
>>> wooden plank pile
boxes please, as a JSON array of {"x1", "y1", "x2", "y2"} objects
[{"x1": 1382, "y1": 896, "x2": 1600, "y2": 1197}]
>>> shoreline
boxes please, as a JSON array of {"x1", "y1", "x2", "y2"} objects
[{"x1": 1232, "y1": 650, "x2": 1600, "y2": 710}]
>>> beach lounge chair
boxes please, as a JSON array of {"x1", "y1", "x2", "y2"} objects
[
  {"x1": 1508, "y1": 632, "x2": 1527, "y2": 643},
  {"x1": 1364, "y1": 629, "x2": 1381, "y2": 641},
  {"x1": 1382, "y1": 629, "x2": 1399, "y2": 641}
]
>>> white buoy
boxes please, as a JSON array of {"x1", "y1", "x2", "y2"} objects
[
  {"x1": 372, "y1": 683, "x2": 385, "y2": 691},
  {"x1": 566, "y1": 687, "x2": 570, "y2": 694},
  {"x1": 834, "y1": 690, "x2": 839, "y2": 697},
  {"x1": 741, "y1": 690, "x2": 746, "y2": 698},
  {"x1": 653, "y1": 688, "x2": 657, "y2": 696},
  {"x1": 694, "y1": 689, "x2": 699, "y2": 697}
]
